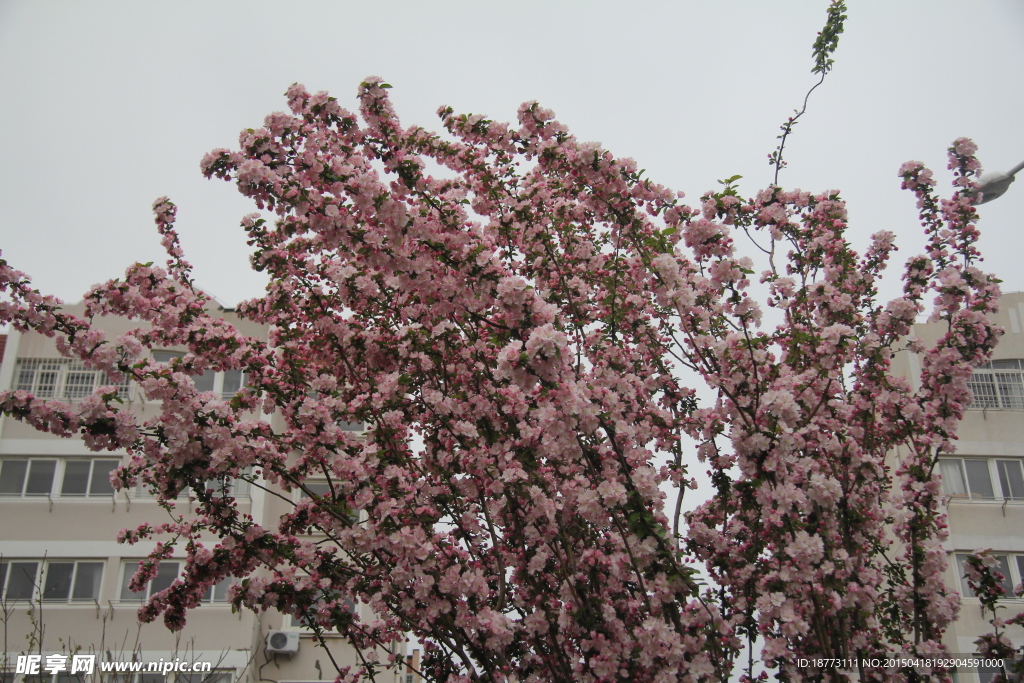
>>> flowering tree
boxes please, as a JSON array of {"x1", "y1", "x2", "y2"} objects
[
  {"x1": 960, "y1": 550, "x2": 1024, "y2": 683},
  {"x1": 0, "y1": 11, "x2": 1005, "y2": 683}
]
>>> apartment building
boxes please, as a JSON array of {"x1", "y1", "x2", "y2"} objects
[
  {"x1": 893, "y1": 291, "x2": 1024, "y2": 682},
  {"x1": 0, "y1": 302, "x2": 417, "y2": 683}
]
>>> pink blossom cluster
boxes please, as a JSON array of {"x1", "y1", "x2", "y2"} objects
[
  {"x1": 0, "y1": 79, "x2": 1001, "y2": 682},
  {"x1": 960, "y1": 550, "x2": 1024, "y2": 682}
]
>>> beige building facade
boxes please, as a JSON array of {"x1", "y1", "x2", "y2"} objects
[
  {"x1": 893, "y1": 291, "x2": 1024, "y2": 682},
  {"x1": 0, "y1": 303, "x2": 417, "y2": 683}
]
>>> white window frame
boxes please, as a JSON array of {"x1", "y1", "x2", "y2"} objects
[
  {"x1": 0, "y1": 458, "x2": 121, "y2": 500},
  {"x1": 203, "y1": 467, "x2": 253, "y2": 498},
  {"x1": 0, "y1": 559, "x2": 104, "y2": 603},
  {"x1": 15, "y1": 358, "x2": 131, "y2": 401},
  {"x1": 118, "y1": 561, "x2": 233, "y2": 605},
  {"x1": 57, "y1": 458, "x2": 122, "y2": 497},
  {"x1": 107, "y1": 673, "x2": 226, "y2": 683},
  {"x1": 0, "y1": 458, "x2": 59, "y2": 497},
  {"x1": 954, "y1": 552, "x2": 1024, "y2": 601},
  {"x1": 173, "y1": 671, "x2": 232, "y2": 683},
  {"x1": 1, "y1": 672, "x2": 94, "y2": 683},
  {"x1": 968, "y1": 359, "x2": 1024, "y2": 410},
  {"x1": 939, "y1": 457, "x2": 1024, "y2": 502},
  {"x1": 0, "y1": 457, "x2": 252, "y2": 502}
]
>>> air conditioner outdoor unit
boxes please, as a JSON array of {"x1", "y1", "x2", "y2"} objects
[{"x1": 266, "y1": 630, "x2": 300, "y2": 654}]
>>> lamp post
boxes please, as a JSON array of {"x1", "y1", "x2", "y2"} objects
[{"x1": 976, "y1": 160, "x2": 1024, "y2": 204}]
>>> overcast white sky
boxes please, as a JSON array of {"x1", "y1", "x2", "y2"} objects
[{"x1": 0, "y1": 1, "x2": 1022, "y2": 309}]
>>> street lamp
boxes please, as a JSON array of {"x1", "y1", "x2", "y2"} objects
[{"x1": 976, "y1": 160, "x2": 1024, "y2": 204}]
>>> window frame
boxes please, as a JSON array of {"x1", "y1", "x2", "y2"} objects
[
  {"x1": 2, "y1": 672, "x2": 93, "y2": 683},
  {"x1": 15, "y1": 358, "x2": 131, "y2": 402},
  {"x1": 939, "y1": 457, "x2": 1024, "y2": 502},
  {"x1": 105, "y1": 673, "x2": 228, "y2": 683},
  {"x1": 174, "y1": 672, "x2": 233, "y2": 683},
  {"x1": 968, "y1": 359, "x2": 1024, "y2": 410},
  {"x1": 202, "y1": 467, "x2": 253, "y2": 499},
  {"x1": 118, "y1": 561, "x2": 233, "y2": 605},
  {"x1": 0, "y1": 560, "x2": 39, "y2": 601},
  {"x1": 0, "y1": 458, "x2": 121, "y2": 500},
  {"x1": 59, "y1": 459, "x2": 120, "y2": 498},
  {"x1": 0, "y1": 559, "x2": 104, "y2": 604},
  {"x1": 954, "y1": 552, "x2": 1024, "y2": 601},
  {"x1": 0, "y1": 459, "x2": 58, "y2": 497}
]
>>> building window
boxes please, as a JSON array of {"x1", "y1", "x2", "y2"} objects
[
  {"x1": 977, "y1": 661, "x2": 1010, "y2": 683},
  {"x1": 152, "y1": 351, "x2": 247, "y2": 400},
  {"x1": 40, "y1": 562, "x2": 104, "y2": 602},
  {"x1": 0, "y1": 561, "x2": 37, "y2": 600},
  {"x1": 201, "y1": 577, "x2": 233, "y2": 604},
  {"x1": 955, "y1": 553, "x2": 1021, "y2": 599},
  {"x1": 203, "y1": 468, "x2": 252, "y2": 498},
  {"x1": 0, "y1": 458, "x2": 119, "y2": 499},
  {"x1": 939, "y1": 458, "x2": 1024, "y2": 501},
  {"x1": 119, "y1": 561, "x2": 180, "y2": 602},
  {"x1": 176, "y1": 673, "x2": 232, "y2": 683},
  {"x1": 0, "y1": 560, "x2": 103, "y2": 602},
  {"x1": 60, "y1": 460, "x2": 118, "y2": 497},
  {"x1": 299, "y1": 481, "x2": 335, "y2": 499},
  {"x1": 0, "y1": 459, "x2": 57, "y2": 497},
  {"x1": 105, "y1": 674, "x2": 180, "y2": 683},
  {"x1": 6, "y1": 673, "x2": 91, "y2": 683},
  {"x1": 968, "y1": 359, "x2": 1024, "y2": 409},
  {"x1": 15, "y1": 358, "x2": 131, "y2": 401},
  {"x1": 119, "y1": 561, "x2": 231, "y2": 604}
]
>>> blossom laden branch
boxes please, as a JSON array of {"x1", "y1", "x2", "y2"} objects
[{"x1": 0, "y1": 76, "x2": 1000, "y2": 683}]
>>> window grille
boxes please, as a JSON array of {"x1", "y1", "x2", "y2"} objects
[
  {"x1": 15, "y1": 359, "x2": 131, "y2": 401},
  {"x1": 968, "y1": 359, "x2": 1024, "y2": 409}
]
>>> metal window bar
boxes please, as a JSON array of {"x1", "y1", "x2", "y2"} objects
[
  {"x1": 996, "y1": 370, "x2": 1024, "y2": 409},
  {"x1": 968, "y1": 371, "x2": 999, "y2": 409},
  {"x1": 14, "y1": 359, "x2": 131, "y2": 401}
]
